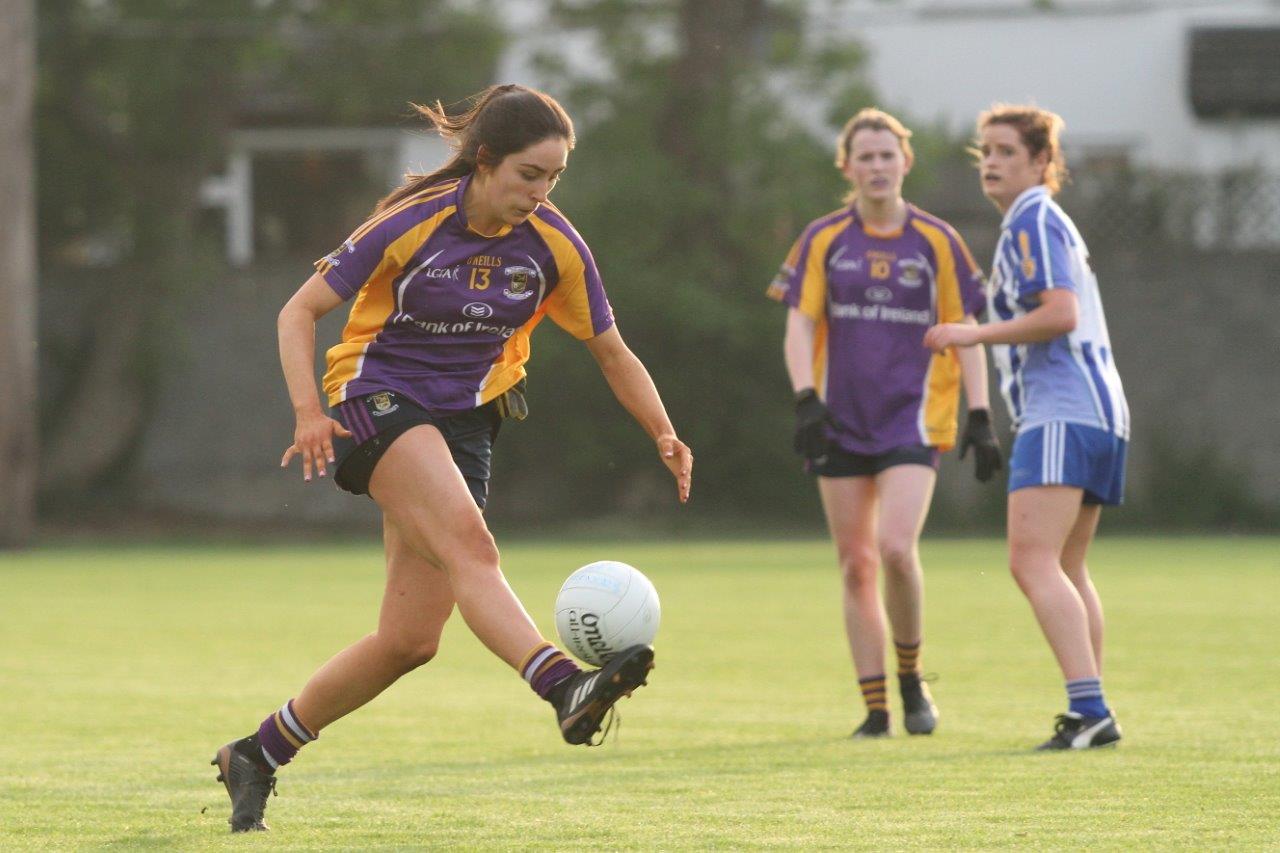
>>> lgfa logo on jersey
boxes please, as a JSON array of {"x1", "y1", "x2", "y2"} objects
[
  {"x1": 503, "y1": 266, "x2": 538, "y2": 301},
  {"x1": 829, "y1": 246, "x2": 864, "y2": 273}
]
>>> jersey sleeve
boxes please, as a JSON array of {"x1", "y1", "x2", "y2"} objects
[
  {"x1": 1012, "y1": 212, "x2": 1076, "y2": 298},
  {"x1": 765, "y1": 235, "x2": 804, "y2": 305},
  {"x1": 313, "y1": 208, "x2": 422, "y2": 301},
  {"x1": 539, "y1": 223, "x2": 615, "y2": 340},
  {"x1": 766, "y1": 226, "x2": 828, "y2": 321}
]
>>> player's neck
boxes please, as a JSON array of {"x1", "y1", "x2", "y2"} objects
[
  {"x1": 856, "y1": 197, "x2": 907, "y2": 232},
  {"x1": 462, "y1": 175, "x2": 506, "y2": 237}
]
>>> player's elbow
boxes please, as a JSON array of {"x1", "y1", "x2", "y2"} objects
[
  {"x1": 1054, "y1": 304, "x2": 1078, "y2": 335},
  {"x1": 1043, "y1": 296, "x2": 1078, "y2": 336},
  {"x1": 278, "y1": 296, "x2": 316, "y2": 333}
]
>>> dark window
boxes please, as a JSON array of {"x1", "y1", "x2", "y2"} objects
[{"x1": 1188, "y1": 26, "x2": 1280, "y2": 118}]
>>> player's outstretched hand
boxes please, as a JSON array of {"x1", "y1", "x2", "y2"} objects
[
  {"x1": 923, "y1": 322, "x2": 980, "y2": 353},
  {"x1": 656, "y1": 434, "x2": 693, "y2": 504},
  {"x1": 281, "y1": 411, "x2": 352, "y2": 482},
  {"x1": 959, "y1": 408, "x2": 1002, "y2": 482}
]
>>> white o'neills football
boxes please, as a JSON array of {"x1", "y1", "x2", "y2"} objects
[{"x1": 555, "y1": 561, "x2": 660, "y2": 667}]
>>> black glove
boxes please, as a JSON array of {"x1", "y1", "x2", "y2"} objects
[
  {"x1": 959, "y1": 408, "x2": 1002, "y2": 483},
  {"x1": 793, "y1": 389, "x2": 832, "y2": 460}
]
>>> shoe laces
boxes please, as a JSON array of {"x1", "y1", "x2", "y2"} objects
[
  {"x1": 247, "y1": 773, "x2": 277, "y2": 809},
  {"x1": 587, "y1": 707, "x2": 622, "y2": 747}
]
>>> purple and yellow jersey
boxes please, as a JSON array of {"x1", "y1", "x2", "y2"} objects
[
  {"x1": 767, "y1": 204, "x2": 985, "y2": 453},
  {"x1": 315, "y1": 175, "x2": 614, "y2": 414}
]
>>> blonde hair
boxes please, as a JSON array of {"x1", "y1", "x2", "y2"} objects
[
  {"x1": 975, "y1": 104, "x2": 1069, "y2": 195},
  {"x1": 835, "y1": 108, "x2": 914, "y2": 203}
]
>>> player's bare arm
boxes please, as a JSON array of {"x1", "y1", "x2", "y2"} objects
[
  {"x1": 278, "y1": 272, "x2": 351, "y2": 481},
  {"x1": 585, "y1": 325, "x2": 692, "y2": 503},
  {"x1": 924, "y1": 289, "x2": 1077, "y2": 352}
]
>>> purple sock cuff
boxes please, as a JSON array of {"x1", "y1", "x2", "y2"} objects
[
  {"x1": 532, "y1": 657, "x2": 580, "y2": 700},
  {"x1": 257, "y1": 715, "x2": 295, "y2": 769},
  {"x1": 257, "y1": 700, "x2": 316, "y2": 769}
]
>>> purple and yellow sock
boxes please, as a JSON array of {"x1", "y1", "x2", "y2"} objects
[
  {"x1": 521, "y1": 641, "x2": 581, "y2": 702},
  {"x1": 895, "y1": 640, "x2": 922, "y2": 677},
  {"x1": 256, "y1": 699, "x2": 318, "y2": 770},
  {"x1": 859, "y1": 675, "x2": 888, "y2": 713}
]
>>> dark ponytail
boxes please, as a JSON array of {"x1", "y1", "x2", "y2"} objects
[{"x1": 375, "y1": 84, "x2": 575, "y2": 214}]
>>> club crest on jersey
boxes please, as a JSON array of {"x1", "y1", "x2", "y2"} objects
[
  {"x1": 1018, "y1": 230, "x2": 1037, "y2": 280},
  {"x1": 897, "y1": 257, "x2": 926, "y2": 288},
  {"x1": 369, "y1": 392, "x2": 399, "y2": 416},
  {"x1": 503, "y1": 266, "x2": 538, "y2": 300}
]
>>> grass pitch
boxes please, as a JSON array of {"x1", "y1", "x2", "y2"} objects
[{"x1": 1, "y1": 536, "x2": 1277, "y2": 849}]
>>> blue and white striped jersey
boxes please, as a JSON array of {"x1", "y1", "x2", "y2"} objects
[{"x1": 988, "y1": 186, "x2": 1130, "y2": 439}]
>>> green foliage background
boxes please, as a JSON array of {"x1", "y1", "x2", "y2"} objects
[{"x1": 32, "y1": 0, "x2": 1280, "y2": 531}]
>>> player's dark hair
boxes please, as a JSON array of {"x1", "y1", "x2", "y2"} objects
[
  {"x1": 975, "y1": 104, "x2": 1069, "y2": 195},
  {"x1": 835, "y1": 108, "x2": 915, "y2": 204},
  {"x1": 374, "y1": 84, "x2": 575, "y2": 214}
]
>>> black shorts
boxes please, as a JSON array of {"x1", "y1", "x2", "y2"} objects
[
  {"x1": 330, "y1": 391, "x2": 500, "y2": 509},
  {"x1": 808, "y1": 444, "x2": 940, "y2": 478}
]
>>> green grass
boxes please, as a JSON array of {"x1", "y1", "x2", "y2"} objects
[{"x1": 1, "y1": 537, "x2": 1278, "y2": 849}]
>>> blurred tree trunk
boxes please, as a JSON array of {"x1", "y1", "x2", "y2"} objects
[
  {"x1": 0, "y1": 0, "x2": 37, "y2": 547},
  {"x1": 658, "y1": 0, "x2": 766, "y2": 290}
]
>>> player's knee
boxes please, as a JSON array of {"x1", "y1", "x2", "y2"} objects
[
  {"x1": 839, "y1": 550, "x2": 879, "y2": 592},
  {"x1": 878, "y1": 538, "x2": 916, "y2": 575},
  {"x1": 379, "y1": 632, "x2": 442, "y2": 673},
  {"x1": 1060, "y1": 559, "x2": 1088, "y2": 583},
  {"x1": 438, "y1": 521, "x2": 501, "y2": 576},
  {"x1": 1007, "y1": 549, "x2": 1055, "y2": 590}
]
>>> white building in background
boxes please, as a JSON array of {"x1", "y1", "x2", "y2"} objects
[
  {"x1": 814, "y1": 0, "x2": 1280, "y2": 173},
  {"x1": 202, "y1": 0, "x2": 1280, "y2": 263},
  {"x1": 201, "y1": 128, "x2": 446, "y2": 266}
]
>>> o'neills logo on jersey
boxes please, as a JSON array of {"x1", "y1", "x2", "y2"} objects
[
  {"x1": 322, "y1": 239, "x2": 357, "y2": 267},
  {"x1": 462, "y1": 302, "x2": 493, "y2": 319},
  {"x1": 503, "y1": 266, "x2": 538, "y2": 300}
]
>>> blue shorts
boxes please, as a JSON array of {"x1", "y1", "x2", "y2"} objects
[{"x1": 1008, "y1": 422, "x2": 1127, "y2": 506}]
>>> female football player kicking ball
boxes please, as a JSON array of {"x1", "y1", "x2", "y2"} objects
[
  {"x1": 925, "y1": 105, "x2": 1129, "y2": 750},
  {"x1": 211, "y1": 84, "x2": 692, "y2": 832},
  {"x1": 768, "y1": 108, "x2": 997, "y2": 739}
]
